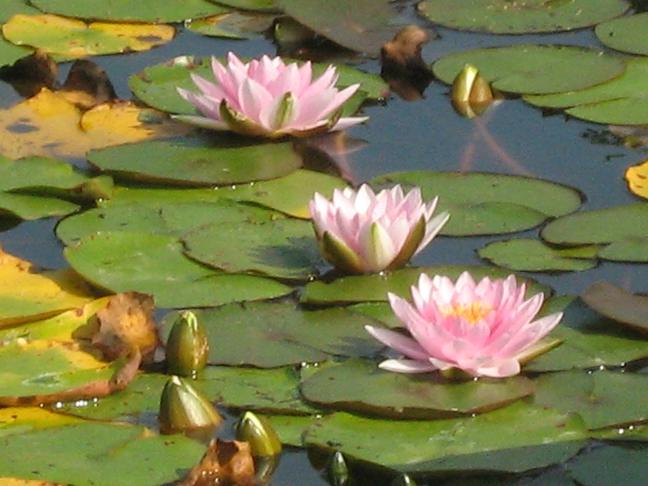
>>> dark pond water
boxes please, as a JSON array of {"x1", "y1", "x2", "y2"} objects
[{"x1": 1, "y1": 1, "x2": 647, "y2": 484}]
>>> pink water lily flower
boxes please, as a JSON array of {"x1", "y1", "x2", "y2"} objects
[
  {"x1": 309, "y1": 184, "x2": 449, "y2": 274},
  {"x1": 175, "y1": 52, "x2": 368, "y2": 138},
  {"x1": 365, "y1": 272, "x2": 563, "y2": 378}
]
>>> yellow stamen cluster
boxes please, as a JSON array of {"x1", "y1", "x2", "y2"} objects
[{"x1": 441, "y1": 302, "x2": 492, "y2": 324}]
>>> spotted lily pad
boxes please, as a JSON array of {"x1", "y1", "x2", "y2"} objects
[
  {"x1": 29, "y1": 0, "x2": 228, "y2": 22},
  {"x1": 87, "y1": 139, "x2": 302, "y2": 186},
  {"x1": 533, "y1": 370, "x2": 648, "y2": 430},
  {"x1": 64, "y1": 231, "x2": 291, "y2": 308},
  {"x1": 418, "y1": 0, "x2": 630, "y2": 34},
  {"x1": 128, "y1": 55, "x2": 387, "y2": 115},
  {"x1": 371, "y1": 171, "x2": 582, "y2": 236},
  {"x1": 595, "y1": 12, "x2": 648, "y2": 56},
  {"x1": 478, "y1": 239, "x2": 598, "y2": 272},
  {"x1": 301, "y1": 265, "x2": 550, "y2": 305},
  {"x1": 183, "y1": 219, "x2": 322, "y2": 280},
  {"x1": 300, "y1": 359, "x2": 535, "y2": 419},
  {"x1": 581, "y1": 281, "x2": 648, "y2": 335},
  {"x1": 525, "y1": 58, "x2": 648, "y2": 125},
  {"x1": 2, "y1": 15, "x2": 175, "y2": 60},
  {"x1": 304, "y1": 402, "x2": 587, "y2": 474},
  {"x1": 432, "y1": 45, "x2": 625, "y2": 95},
  {"x1": 161, "y1": 302, "x2": 385, "y2": 368}
]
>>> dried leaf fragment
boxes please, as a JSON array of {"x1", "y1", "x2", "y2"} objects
[{"x1": 181, "y1": 439, "x2": 256, "y2": 486}]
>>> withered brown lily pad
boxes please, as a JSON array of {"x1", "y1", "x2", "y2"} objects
[{"x1": 180, "y1": 439, "x2": 256, "y2": 486}]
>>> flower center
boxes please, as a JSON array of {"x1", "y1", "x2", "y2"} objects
[{"x1": 441, "y1": 302, "x2": 492, "y2": 324}]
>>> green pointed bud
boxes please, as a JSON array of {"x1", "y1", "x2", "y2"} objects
[
  {"x1": 328, "y1": 451, "x2": 349, "y2": 486},
  {"x1": 451, "y1": 64, "x2": 494, "y2": 118},
  {"x1": 166, "y1": 311, "x2": 208, "y2": 378},
  {"x1": 236, "y1": 411, "x2": 282, "y2": 457},
  {"x1": 390, "y1": 473, "x2": 418, "y2": 486},
  {"x1": 254, "y1": 455, "x2": 281, "y2": 485},
  {"x1": 159, "y1": 376, "x2": 222, "y2": 435}
]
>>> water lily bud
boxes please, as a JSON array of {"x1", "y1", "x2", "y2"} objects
[
  {"x1": 390, "y1": 473, "x2": 417, "y2": 486},
  {"x1": 328, "y1": 451, "x2": 349, "y2": 486},
  {"x1": 236, "y1": 411, "x2": 282, "y2": 457},
  {"x1": 166, "y1": 311, "x2": 208, "y2": 378},
  {"x1": 159, "y1": 376, "x2": 222, "y2": 435},
  {"x1": 451, "y1": 64, "x2": 494, "y2": 118}
]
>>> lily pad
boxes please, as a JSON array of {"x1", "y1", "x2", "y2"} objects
[
  {"x1": 2, "y1": 15, "x2": 175, "y2": 60},
  {"x1": 533, "y1": 370, "x2": 648, "y2": 430},
  {"x1": 304, "y1": 402, "x2": 587, "y2": 474},
  {"x1": 541, "y1": 203, "x2": 648, "y2": 262},
  {"x1": 625, "y1": 156, "x2": 648, "y2": 201},
  {"x1": 0, "y1": 192, "x2": 79, "y2": 220},
  {"x1": 0, "y1": 407, "x2": 84, "y2": 438},
  {"x1": 64, "y1": 231, "x2": 291, "y2": 308},
  {"x1": 525, "y1": 298, "x2": 648, "y2": 372},
  {"x1": 418, "y1": 0, "x2": 630, "y2": 34},
  {"x1": 183, "y1": 219, "x2": 322, "y2": 280},
  {"x1": 0, "y1": 423, "x2": 205, "y2": 486},
  {"x1": 0, "y1": 0, "x2": 40, "y2": 22},
  {"x1": 567, "y1": 446, "x2": 648, "y2": 486},
  {"x1": 300, "y1": 359, "x2": 535, "y2": 419},
  {"x1": 598, "y1": 238, "x2": 648, "y2": 262},
  {"x1": 301, "y1": 265, "x2": 550, "y2": 305},
  {"x1": 596, "y1": 12, "x2": 648, "y2": 56},
  {"x1": 371, "y1": 171, "x2": 582, "y2": 236},
  {"x1": 0, "y1": 36, "x2": 32, "y2": 69},
  {"x1": 210, "y1": 0, "x2": 280, "y2": 12},
  {"x1": 128, "y1": 55, "x2": 387, "y2": 115},
  {"x1": 525, "y1": 58, "x2": 648, "y2": 125},
  {"x1": 478, "y1": 239, "x2": 598, "y2": 272},
  {"x1": 185, "y1": 11, "x2": 277, "y2": 39},
  {"x1": 161, "y1": 302, "x2": 385, "y2": 368},
  {"x1": 263, "y1": 414, "x2": 321, "y2": 447},
  {"x1": 581, "y1": 281, "x2": 648, "y2": 335},
  {"x1": 56, "y1": 200, "x2": 280, "y2": 246},
  {"x1": 87, "y1": 139, "x2": 301, "y2": 186},
  {"x1": 29, "y1": 0, "x2": 228, "y2": 23},
  {"x1": 432, "y1": 45, "x2": 625, "y2": 95}
]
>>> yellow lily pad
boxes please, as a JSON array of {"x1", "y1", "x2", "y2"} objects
[
  {"x1": 0, "y1": 88, "x2": 190, "y2": 159},
  {"x1": 0, "y1": 407, "x2": 83, "y2": 438},
  {"x1": 0, "y1": 247, "x2": 93, "y2": 327},
  {"x1": 625, "y1": 157, "x2": 648, "y2": 200},
  {"x1": 2, "y1": 14, "x2": 175, "y2": 59}
]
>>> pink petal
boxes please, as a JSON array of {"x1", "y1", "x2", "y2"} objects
[
  {"x1": 379, "y1": 359, "x2": 438, "y2": 373},
  {"x1": 331, "y1": 116, "x2": 368, "y2": 131},
  {"x1": 414, "y1": 211, "x2": 449, "y2": 255},
  {"x1": 172, "y1": 115, "x2": 228, "y2": 131},
  {"x1": 365, "y1": 325, "x2": 429, "y2": 361},
  {"x1": 474, "y1": 359, "x2": 521, "y2": 378}
]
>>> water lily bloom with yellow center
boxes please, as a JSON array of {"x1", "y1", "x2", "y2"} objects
[
  {"x1": 309, "y1": 184, "x2": 449, "y2": 274},
  {"x1": 365, "y1": 272, "x2": 563, "y2": 378},
  {"x1": 175, "y1": 52, "x2": 368, "y2": 138}
]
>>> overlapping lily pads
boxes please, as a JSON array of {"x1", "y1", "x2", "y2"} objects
[
  {"x1": 64, "y1": 231, "x2": 291, "y2": 308},
  {"x1": 185, "y1": 11, "x2": 277, "y2": 39},
  {"x1": 432, "y1": 45, "x2": 626, "y2": 95},
  {"x1": 30, "y1": 0, "x2": 228, "y2": 23},
  {"x1": 525, "y1": 58, "x2": 648, "y2": 125},
  {"x1": 371, "y1": 171, "x2": 582, "y2": 236},
  {"x1": 87, "y1": 139, "x2": 302, "y2": 186},
  {"x1": 581, "y1": 281, "x2": 648, "y2": 335},
  {"x1": 541, "y1": 202, "x2": 648, "y2": 262},
  {"x1": 128, "y1": 55, "x2": 387, "y2": 115},
  {"x1": 479, "y1": 239, "x2": 598, "y2": 272},
  {"x1": 300, "y1": 359, "x2": 535, "y2": 419},
  {"x1": 418, "y1": 0, "x2": 630, "y2": 34},
  {"x1": 161, "y1": 302, "x2": 385, "y2": 368},
  {"x1": 596, "y1": 12, "x2": 648, "y2": 56}
]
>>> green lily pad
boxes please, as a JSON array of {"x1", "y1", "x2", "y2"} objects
[
  {"x1": 0, "y1": 423, "x2": 205, "y2": 486},
  {"x1": 0, "y1": 34, "x2": 32, "y2": 68},
  {"x1": 279, "y1": 0, "x2": 397, "y2": 54},
  {"x1": 263, "y1": 414, "x2": 321, "y2": 447},
  {"x1": 300, "y1": 359, "x2": 535, "y2": 419},
  {"x1": 128, "y1": 55, "x2": 387, "y2": 115},
  {"x1": 29, "y1": 0, "x2": 228, "y2": 22},
  {"x1": 347, "y1": 302, "x2": 402, "y2": 328},
  {"x1": 304, "y1": 402, "x2": 587, "y2": 474},
  {"x1": 56, "y1": 200, "x2": 280, "y2": 246},
  {"x1": 61, "y1": 366, "x2": 317, "y2": 420},
  {"x1": 185, "y1": 11, "x2": 277, "y2": 39},
  {"x1": 533, "y1": 370, "x2": 648, "y2": 430},
  {"x1": 418, "y1": 0, "x2": 630, "y2": 34},
  {"x1": 301, "y1": 265, "x2": 550, "y2": 305},
  {"x1": 541, "y1": 203, "x2": 648, "y2": 262},
  {"x1": 567, "y1": 446, "x2": 648, "y2": 486},
  {"x1": 183, "y1": 219, "x2": 322, "y2": 280},
  {"x1": 596, "y1": 12, "x2": 648, "y2": 56},
  {"x1": 161, "y1": 302, "x2": 385, "y2": 368},
  {"x1": 525, "y1": 298, "x2": 648, "y2": 372},
  {"x1": 209, "y1": 0, "x2": 280, "y2": 12},
  {"x1": 103, "y1": 169, "x2": 347, "y2": 218},
  {"x1": 0, "y1": 0, "x2": 40, "y2": 22},
  {"x1": 525, "y1": 58, "x2": 648, "y2": 125},
  {"x1": 64, "y1": 231, "x2": 291, "y2": 308},
  {"x1": 87, "y1": 139, "x2": 301, "y2": 186},
  {"x1": 598, "y1": 237, "x2": 648, "y2": 262},
  {"x1": 371, "y1": 171, "x2": 582, "y2": 236},
  {"x1": 432, "y1": 45, "x2": 625, "y2": 95},
  {"x1": 581, "y1": 281, "x2": 648, "y2": 335},
  {"x1": 0, "y1": 192, "x2": 79, "y2": 220},
  {"x1": 478, "y1": 239, "x2": 598, "y2": 272}
]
